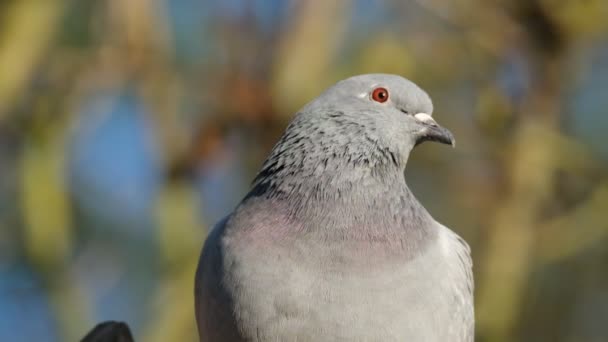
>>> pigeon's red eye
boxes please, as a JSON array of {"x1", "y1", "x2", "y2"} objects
[{"x1": 371, "y1": 87, "x2": 389, "y2": 103}]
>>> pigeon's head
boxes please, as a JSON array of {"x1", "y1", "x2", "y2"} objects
[
  {"x1": 301, "y1": 74, "x2": 454, "y2": 165},
  {"x1": 254, "y1": 74, "x2": 455, "y2": 192}
]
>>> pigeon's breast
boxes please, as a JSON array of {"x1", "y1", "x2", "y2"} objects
[{"x1": 222, "y1": 220, "x2": 473, "y2": 341}]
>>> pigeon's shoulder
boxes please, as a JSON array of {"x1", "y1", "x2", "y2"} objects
[
  {"x1": 433, "y1": 222, "x2": 475, "y2": 341},
  {"x1": 195, "y1": 215, "x2": 245, "y2": 342},
  {"x1": 435, "y1": 222, "x2": 473, "y2": 293}
]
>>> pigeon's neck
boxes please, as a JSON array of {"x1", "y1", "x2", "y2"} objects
[
  {"x1": 249, "y1": 110, "x2": 411, "y2": 201},
  {"x1": 242, "y1": 160, "x2": 435, "y2": 257},
  {"x1": 246, "y1": 148, "x2": 434, "y2": 241},
  {"x1": 249, "y1": 132, "x2": 410, "y2": 206},
  {"x1": 251, "y1": 159, "x2": 406, "y2": 199}
]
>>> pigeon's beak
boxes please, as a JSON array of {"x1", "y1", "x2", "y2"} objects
[{"x1": 413, "y1": 113, "x2": 455, "y2": 148}]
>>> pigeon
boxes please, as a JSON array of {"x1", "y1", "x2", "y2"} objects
[
  {"x1": 195, "y1": 74, "x2": 474, "y2": 341},
  {"x1": 80, "y1": 321, "x2": 134, "y2": 342}
]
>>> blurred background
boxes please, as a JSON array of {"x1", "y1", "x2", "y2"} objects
[{"x1": 0, "y1": 0, "x2": 607, "y2": 341}]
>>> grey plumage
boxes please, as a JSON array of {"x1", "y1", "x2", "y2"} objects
[{"x1": 195, "y1": 74, "x2": 474, "y2": 341}]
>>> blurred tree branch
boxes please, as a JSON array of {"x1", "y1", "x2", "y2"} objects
[
  {"x1": 0, "y1": 0, "x2": 68, "y2": 120},
  {"x1": 537, "y1": 180, "x2": 608, "y2": 263},
  {"x1": 271, "y1": 0, "x2": 351, "y2": 115}
]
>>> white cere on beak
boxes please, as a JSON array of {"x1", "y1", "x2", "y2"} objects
[{"x1": 414, "y1": 113, "x2": 437, "y2": 126}]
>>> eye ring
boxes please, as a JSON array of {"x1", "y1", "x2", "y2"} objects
[{"x1": 371, "y1": 87, "x2": 389, "y2": 103}]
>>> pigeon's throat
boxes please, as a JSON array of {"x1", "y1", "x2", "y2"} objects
[{"x1": 250, "y1": 155, "x2": 405, "y2": 199}]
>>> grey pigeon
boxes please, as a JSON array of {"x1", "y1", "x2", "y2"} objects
[{"x1": 195, "y1": 74, "x2": 474, "y2": 341}]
